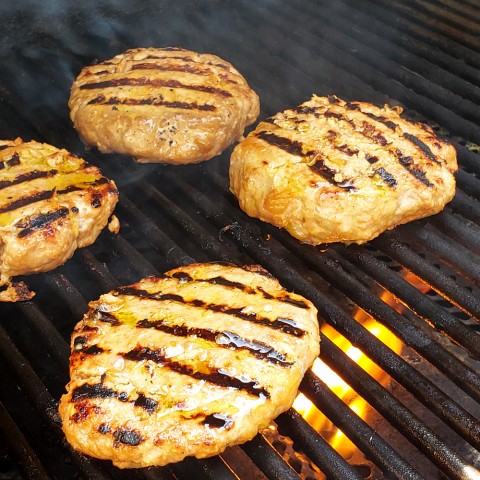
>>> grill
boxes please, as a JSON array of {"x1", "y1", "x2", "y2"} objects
[{"x1": 0, "y1": 1, "x2": 479, "y2": 479}]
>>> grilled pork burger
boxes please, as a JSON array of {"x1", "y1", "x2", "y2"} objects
[
  {"x1": 230, "y1": 95, "x2": 457, "y2": 245},
  {"x1": 69, "y1": 47, "x2": 260, "y2": 164},
  {"x1": 0, "y1": 138, "x2": 118, "y2": 302},
  {"x1": 59, "y1": 263, "x2": 320, "y2": 469}
]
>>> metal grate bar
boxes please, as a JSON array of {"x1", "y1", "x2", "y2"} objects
[
  {"x1": 240, "y1": 435, "x2": 302, "y2": 480},
  {"x1": 0, "y1": 400, "x2": 50, "y2": 480},
  {"x1": 372, "y1": 234, "x2": 480, "y2": 319},
  {"x1": 0, "y1": 326, "x2": 114, "y2": 480},
  {"x1": 394, "y1": 223, "x2": 480, "y2": 284},
  {"x1": 301, "y1": 367, "x2": 423, "y2": 480},
  {"x1": 275, "y1": 409, "x2": 364, "y2": 480},
  {"x1": 318, "y1": 338, "x2": 479, "y2": 480},
  {"x1": 336, "y1": 245, "x2": 480, "y2": 358}
]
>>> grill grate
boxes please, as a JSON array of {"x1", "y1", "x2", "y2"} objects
[{"x1": 0, "y1": 1, "x2": 479, "y2": 479}]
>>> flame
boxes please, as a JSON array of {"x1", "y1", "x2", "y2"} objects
[{"x1": 293, "y1": 290, "x2": 404, "y2": 459}]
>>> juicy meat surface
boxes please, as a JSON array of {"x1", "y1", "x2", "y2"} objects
[
  {"x1": 229, "y1": 95, "x2": 457, "y2": 245},
  {"x1": 69, "y1": 47, "x2": 260, "y2": 164},
  {"x1": 0, "y1": 138, "x2": 118, "y2": 301},
  {"x1": 59, "y1": 263, "x2": 320, "y2": 469}
]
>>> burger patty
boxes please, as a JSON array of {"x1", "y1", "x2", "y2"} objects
[
  {"x1": 229, "y1": 95, "x2": 458, "y2": 245},
  {"x1": 0, "y1": 138, "x2": 118, "y2": 301},
  {"x1": 59, "y1": 263, "x2": 320, "y2": 469},
  {"x1": 69, "y1": 47, "x2": 260, "y2": 164}
]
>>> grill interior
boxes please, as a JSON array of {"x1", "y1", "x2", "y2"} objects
[{"x1": 0, "y1": 1, "x2": 479, "y2": 479}]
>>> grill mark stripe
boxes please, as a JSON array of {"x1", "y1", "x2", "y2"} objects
[
  {"x1": 0, "y1": 176, "x2": 113, "y2": 216},
  {"x1": 395, "y1": 149, "x2": 433, "y2": 186},
  {"x1": 71, "y1": 383, "x2": 157, "y2": 414},
  {"x1": 374, "y1": 167, "x2": 397, "y2": 188},
  {"x1": 17, "y1": 207, "x2": 70, "y2": 238},
  {"x1": 0, "y1": 189, "x2": 55, "y2": 214},
  {"x1": 255, "y1": 131, "x2": 354, "y2": 191},
  {"x1": 80, "y1": 77, "x2": 232, "y2": 98},
  {"x1": 403, "y1": 132, "x2": 440, "y2": 163},
  {"x1": 0, "y1": 169, "x2": 58, "y2": 191},
  {"x1": 131, "y1": 63, "x2": 212, "y2": 76},
  {"x1": 136, "y1": 318, "x2": 292, "y2": 366},
  {"x1": 57, "y1": 176, "x2": 112, "y2": 195},
  {"x1": 123, "y1": 346, "x2": 270, "y2": 398},
  {"x1": 114, "y1": 286, "x2": 306, "y2": 337},
  {"x1": 71, "y1": 383, "x2": 119, "y2": 401},
  {"x1": 0, "y1": 152, "x2": 21, "y2": 170},
  {"x1": 87, "y1": 95, "x2": 216, "y2": 111},
  {"x1": 142, "y1": 52, "x2": 232, "y2": 71},
  {"x1": 168, "y1": 272, "x2": 310, "y2": 309}
]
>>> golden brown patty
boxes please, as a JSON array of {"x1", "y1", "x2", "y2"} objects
[
  {"x1": 230, "y1": 95, "x2": 457, "y2": 245},
  {"x1": 59, "y1": 263, "x2": 319, "y2": 469},
  {"x1": 69, "y1": 47, "x2": 260, "y2": 164},
  {"x1": 0, "y1": 138, "x2": 118, "y2": 301}
]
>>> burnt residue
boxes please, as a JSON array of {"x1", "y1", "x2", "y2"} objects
[
  {"x1": 403, "y1": 132, "x2": 440, "y2": 163},
  {"x1": 123, "y1": 346, "x2": 270, "y2": 398},
  {"x1": 134, "y1": 393, "x2": 158, "y2": 414},
  {"x1": 71, "y1": 383, "x2": 119, "y2": 401},
  {"x1": 80, "y1": 77, "x2": 232, "y2": 97},
  {"x1": 94, "y1": 309, "x2": 122, "y2": 325},
  {"x1": 91, "y1": 193, "x2": 102, "y2": 208},
  {"x1": 170, "y1": 271, "x2": 193, "y2": 282},
  {"x1": 97, "y1": 423, "x2": 111, "y2": 434},
  {"x1": 0, "y1": 152, "x2": 21, "y2": 169},
  {"x1": 335, "y1": 144, "x2": 359, "y2": 156},
  {"x1": 113, "y1": 427, "x2": 143, "y2": 447},
  {"x1": 203, "y1": 413, "x2": 234, "y2": 429},
  {"x1": 395, "y1": 149, "x2": 433, "y2": 186},
  {"x1": 0, "y1": 189, "x2": 55, "y2": 214},
  {"x1": 71, "y1": 400, "x2": 100, "y2": 423},
  {"x1": 374, "y1": 167, "x2": 397, "y2": 188},
  {"x1": 81, "y1": 345, "x2": 105, "y2": 355},
  {"x1": 73, "y1": 336, "x2": 88, "y2": 349},
  {"x1": 0, "y1": 169, "x2": 57, "y2": 191},
  {"x1": 16, "y1": 207, "x2": 70, "y2": 238},
  {"x1": 365, "y1": 153, "x2": 379, "y2": 164},
  {"x1": 136, "y1": 318, "x2": 292, "y2": 366},
  {"x1": 87, "y1": 95, "x2": 216, "y2": 111}
]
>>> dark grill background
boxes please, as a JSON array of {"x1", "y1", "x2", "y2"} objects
[{"x1": 0, "y1": 1, "x2": 479, "y2": 479}]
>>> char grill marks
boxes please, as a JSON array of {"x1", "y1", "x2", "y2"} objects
[
  {"x1": 74, "y1": 268, "x2": 309, "y2": 408},
  {"x1": 113, "y1": 282, "x2": 306, "y2": 337},
  {"x1": 257, "y1": 96, "x2": 441, "y2": 189},
  {"x1": 0, "y1": 144, "x2": 116, "y2": 233},
  {"x1": 123, "y1": 346, "x2": 270, "y2": 399},
  {"x1": 77, "y1": 48, "x2": 242, "y2": 113},
  {"x1": 135, "y1": 319, "x2": 292, "y2": 366}
]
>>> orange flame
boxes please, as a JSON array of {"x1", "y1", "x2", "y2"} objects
[{"x1": 293, "y1": 290, "x2": 404, "y2": 459}]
